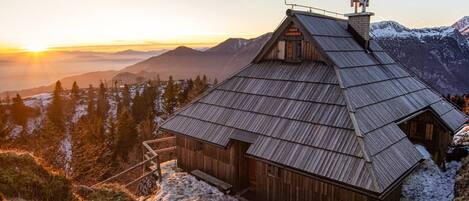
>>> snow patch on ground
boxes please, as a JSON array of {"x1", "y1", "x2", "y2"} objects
[
  {"x1": 401, "y1": 145, "x2": 462, "y2": 201},
  {"x1": 60, "y1": 132, "x2": 72, "y2": 173},
  {"x1": 72, "y1": 104, "x2": 87, "y2": 123},
  {"x1": 24, "y1": 93, "x2": 52, "y2": 107},
  {"x1": 145, "y1": 160, "x2": 236, "y2": 201},
  {"x1": 415, "y1": 144, "x2": 432, "y2": 160},
  {"x1": 9, "y1": 125, "x2": 23, "y2": 139}
]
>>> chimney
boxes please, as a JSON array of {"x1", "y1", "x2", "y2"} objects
[{"x1": 346, "y1": 0, "x2": 374, "y2": 49}]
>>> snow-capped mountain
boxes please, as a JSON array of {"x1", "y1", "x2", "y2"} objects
[
  {"x1": 371, "y1": 21, "x2": 469, "y2": 95},
  {"x1": 452, "y1": 16, "x2": 469, "y2": 39}
]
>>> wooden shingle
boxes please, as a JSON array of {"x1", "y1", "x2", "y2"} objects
[{"x1": 160, "y1": 10, "x2": 468, "y2": 195}]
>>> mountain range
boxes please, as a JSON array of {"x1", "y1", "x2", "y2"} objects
[
  {"x1": 2, "y1": 16, "x2": 468, "y2": 98},
  {"x1": 371, "y1": 16, "x2": 469, "y2": 94}
]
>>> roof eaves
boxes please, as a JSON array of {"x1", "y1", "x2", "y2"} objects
[{"x1": 159, "y1": 62, "x2": 254, "y2": 130}]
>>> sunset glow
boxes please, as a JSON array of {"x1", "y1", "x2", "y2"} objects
[
  {"x1": 24, "y1": 45, "x2": 48, "y2": 53},
  {"x1": 0, "y1": 0, "x2": 467, "y2": 53}
]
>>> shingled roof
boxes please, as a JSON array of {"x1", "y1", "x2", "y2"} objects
[{"x1": 160, "y1": 10, "x2": 468, "y2": 195}]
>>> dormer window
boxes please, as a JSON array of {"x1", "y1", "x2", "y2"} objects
[
  {"x1": 282, "y1": 25, "x2": 303, "y2": 63},
  {"x1": 260, "y1": 23, "x2": 323, "y2": 63},
  {"x1": 285, "y1": 40, "x2": 302, "y2": 62}
]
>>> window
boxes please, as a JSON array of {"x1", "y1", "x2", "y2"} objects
[{"x1": 425, "y1": 124, "x2": 434, "y2": 141}]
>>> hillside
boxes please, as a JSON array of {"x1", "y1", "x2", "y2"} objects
[
  {"x1": 371, "y1": 21, "x2": 469, "y2": 94},
  {"x1": 0, "y1": 70, "x2": 118, "y2": 98},
  {"x1": 0, "y1": 151, "x2": 137, "y2": 201},
  {"x1": 119, "y1": 33, "x2": 272, "y2": 81}
]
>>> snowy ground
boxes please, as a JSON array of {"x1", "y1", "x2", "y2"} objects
[
  {"x1": 145, "y1": 160, "x2": 237, "y2": 201},
  {"x1": 9, "y1": 93, "x2": 53, "y2": 138},
  {"x1": 72, "y1": 103, "x2": 87, "y2": 123},
  {"x1": 401, "y1": 145, "x2": 462, "y2": 201}
]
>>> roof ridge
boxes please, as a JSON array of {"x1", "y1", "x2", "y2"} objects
[
  {"x1": 170, "y1": 114, "x2": 364, "y2": 158},
  {"x1": 289, "y1": 14, "x2": 381, "y2": 191},
  {"x1": 332, "y1": 64, "x2": 382, "y2": 192}
]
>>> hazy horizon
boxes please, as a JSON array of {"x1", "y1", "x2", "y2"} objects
[
  {"x1": 0, "y1": 0, "x2": 468, "y2": 93},
  {"x1": 1, "y1": 0, "x2": 468, "y2": 53}
]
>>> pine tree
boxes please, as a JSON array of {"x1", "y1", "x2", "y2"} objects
[
  {"x1": 202, "y1": 75, "x2": 208, "y2": 91},
  {"x1": 4, "y1": 93, "x2": 11, "y2": 105},
  {"x1": 191, "y1": 75, "x2": 209, "y2": 99},
  {"x1": 71, "y1": 81, "x2": 80, "y2": 100},
  {"x1": 71, "y1": 117, "x2": 113, "y2": 184},
  {"x1": 32, "y1": 119, "x2": 66, "y2": 170},
  {"x1": 115, "y1": 109, "x2": 138, "y2": 161},
  {"x1": 142, "y1": 82, "x2": 157, "y2": 118},
  {"x1": 131, "y1": 91, "x2": 145, "y2": 123},
  {"x1": 48, "y1": 81, "x2": 65, "y2": 131},
  {"x1": 163, "y1": 76, "x2": 178, "y2": 115},
  {"x1": 96, "y1": 82, "x2": 109, "y2": 120},
  {"x1": 118, "y1": 84, "x2": 131, "y2": 116},
  {"x1": 11, "y1": 94, "x2": 28, "y2": 127},
  {"x1": 0, "y1": 101, "x2": 8, "y2": 141},
  {"x1": 87, "y1": 85, "x2": 95, "y2": 118},
  {"x1": 178, "y1": 79, "x2": 193, "y2": 105}
]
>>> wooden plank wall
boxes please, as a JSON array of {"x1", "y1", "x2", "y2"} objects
[
  {"x1": 254, "y1": 160, "x2": 400, "y2": 201},
  {"x1": 302, "y1": 40, "x2": 322, "y2": 61},
  {"x1": 263, "y1": 40, "x2": 323, "y2": 61},
  {"x1": 176, "y1": 135, "x2": 401, "y2": 201},
  {"x1": 398, "y1": 111, "x2": 451, "y2": 164},
  {"x1": 176, "y1": 136, "x2": 249, "y2": 191}
]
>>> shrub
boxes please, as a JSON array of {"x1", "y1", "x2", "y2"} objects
[{"x1": 79, "y1": 183, "x2": 136, "y2": 201}]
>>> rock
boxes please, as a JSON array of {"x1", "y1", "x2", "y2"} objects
[{"x1": 137, "y1": 173, "x2": 159, "y2": 196}]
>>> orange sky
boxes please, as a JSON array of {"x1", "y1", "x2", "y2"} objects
[{"x1": 0, "y1": 0, "x2": 467, "y2": 53}]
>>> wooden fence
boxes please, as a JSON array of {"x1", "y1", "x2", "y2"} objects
[{"x1": 91, "y1": 136, "x2": 176, "y2": 189}]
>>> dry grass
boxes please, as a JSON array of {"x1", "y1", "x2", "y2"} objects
[
  {"x1": 78, "y1": 183, "x2": 137, "y2": 201},
  {"x1": 0, "y1": 150, "x2": 77, "y2": 201},
  {"x1": 0, "y1": 150, "x2": 138, "y2": 201}
]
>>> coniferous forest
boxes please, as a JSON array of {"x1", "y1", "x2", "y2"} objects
[{"x1": 0, "y1": 75, "x2": 213, "y2": 188}]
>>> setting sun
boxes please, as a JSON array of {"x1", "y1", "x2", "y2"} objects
[{"x1": 24, "y1": 45, "x2": 48, "y2": 52}]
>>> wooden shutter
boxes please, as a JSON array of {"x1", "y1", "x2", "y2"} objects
[{"x1": 277, "y1": 41, "x2": 285, "y2": 60}]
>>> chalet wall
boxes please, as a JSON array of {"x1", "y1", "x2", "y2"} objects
[
  {"x1": 398, "y1": 111, "x2": 452, "y2": 164},
  {"x1": 253, "y1": 160, "x2": 401, "y2": 201},
  {"x1": 175, "y1": 135, "x2": 249, "y2": 191}
]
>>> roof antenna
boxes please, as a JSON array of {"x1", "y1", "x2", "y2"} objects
[{"x1": 350, "y1": 0, "x2": 370, "y2": 13}]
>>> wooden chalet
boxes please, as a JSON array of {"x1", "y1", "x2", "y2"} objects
[{"x1": 158, "y1": 7, "x2": 468, "y2": 201}]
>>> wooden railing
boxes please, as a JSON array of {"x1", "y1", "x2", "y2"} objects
[{"x1": 91, "y1": 136, "x2": 176, "y2": 189}]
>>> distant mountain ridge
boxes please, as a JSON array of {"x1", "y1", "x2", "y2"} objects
[
  {"x1": 453, "y1": 16, "x2": 469, "y2": 39},
  {"x1": 371, "y1": 20, "x2": 469, "y2": 95},
  {"x1": 4, "y1": 16, "x2": 469, "y2": 97},
  {"x1": 118, "y1": 33, "x2": 272, "y2": 82}
]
